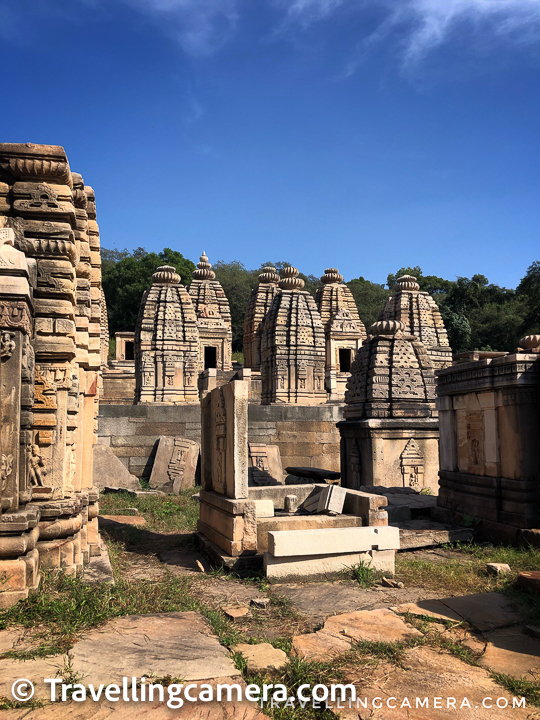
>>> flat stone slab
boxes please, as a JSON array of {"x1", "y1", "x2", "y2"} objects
[
  {"x1": 70, "y1": 612, "x2": 239, "y2": 684},
  {"x1": 232, "y1": 643, "x2": 288, "y2": 673},
  {"x1": 480, "y1": 627, "x2": 540, "y2": 680},
  {"x1": 93, "y1": 445, "x2": 140, "y2": 491},
  {"x1": 285, "y1": 466, "x2": 340, "y2": 481},
  {"x1": 352, "y1": 646, "x2": 530, "y2": 720},
  {"x1": 0, "y1": 678, "x2": 271, "y2": 720},
  {"x1": 517, "y1": 570, "x2": 540, "y2": 594},
  {"x1": 323, "y1": 608, "x2": 423, "y2": 643},
  {"x1": 292, "y1": 629, "x2": 352, "y2": 661},
  {"x1": 393, "y1": 600, "x2": 463, "y2": 623},
  {"x1": 397, "y1": 522, "x2": 474, "y2": 550},
  {"x1": 0, "y1": 656, "x2": 67, "y2": 700},
  {"x1": 439, "y1": 593, "x2": 522, "y2": 631},
  {"x1": 83, "y1": 546, "x2": 115, "y2": 585}
]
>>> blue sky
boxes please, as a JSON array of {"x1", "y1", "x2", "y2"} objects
[{"x1": 1, "y1": 0, "x2": 539, "y2": 287}]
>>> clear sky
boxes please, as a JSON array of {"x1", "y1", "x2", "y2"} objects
[{"x1": 1, "y1": 0, "x2": 539, "y2": 287}]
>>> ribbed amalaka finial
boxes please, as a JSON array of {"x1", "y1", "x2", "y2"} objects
[
  {"x1": 369, "y1": 320, "x2": 405, "y2": 336},
  {"x1": 152, "y1": 265, "x2": 181, "y2": 284},
  {"x1": 519, "y1": 335, "x2": 540, "y2": 350},
  {"x1": 396, "y1": 275, "x2": 420, "y2": 291},
  {"x1": 258, "y1": 266, "x2": 280, "y2": 285},
  {"x1": 278, "y1": 266, "x2": 305, "y2": 291},
  {"x1": 321, "y1": 268, "x2": 343, "y2": 284},
  {"x1": 192, "y1": 251, "x2": 215, "y2": 280}
]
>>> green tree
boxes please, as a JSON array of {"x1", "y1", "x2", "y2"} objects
[
  {"x1": 346, "y1": 277, "x2": 391, "y2": 330},
  {"x1": 212, "y1": 261, "x2": 259, "y2": 352},
  {"x1": 516, "y1": 260, "x2": 540, "y2": 336},
  {"x1": 102, "y1": 247, "x2": 195, "y2": 336}
]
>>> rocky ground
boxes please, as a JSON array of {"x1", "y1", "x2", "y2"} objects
[{"x1": 0, "y1": 491, "x2": 539, "y2": 719}]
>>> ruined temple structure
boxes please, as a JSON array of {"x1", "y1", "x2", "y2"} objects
[
  {"x1": 134, "y1": 265, "x2": 199, "y2": 404},
  {"x1": 315, "y1": 268, "x2": 366, "y2": 401},
  {"x1": 338, "y1": 320, "x2": 440, "y2": 493},
  {"x1": 435, "y1": 335, "x2": 540, "y2": 542},
  {"x1": 379, "y1": 275, "x2": 452, "y2": 369},
  {"x1": 0, "y1": 142, "x2": 104, "y2": 608},
  {"x1": 243, "y1": 266, "x2": 281, "y2": 372},
  {"x1": 261, "y1": 266, "x2": 326, "y2": 405},
  {"x1": 188, "y1": 252, "x2": 233, "y2": 372}
]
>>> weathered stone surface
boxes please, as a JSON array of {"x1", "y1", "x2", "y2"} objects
[
  {"x1": 232, "y1": 643, "x2": 288, "y2": 673},
  {"x1": 393, "y1": 600, "x2": 462, "y2": 622},
  {"x1": 149, "y1": 436, "x2": 199, "y2": 493},
  {"x1": 315, "y1": 268, "x2": 366, "y2": 401},
  {"x1": 223, "y1": 606, "x2": 252, "y2": 622},
  {"x1": 261, "y1": 267, "x2": 326, "y2": 405},
  {"x1": 264, "y1": 548, "x2": 395, "y2": 580},
  {"x1": 83, "y1": 546, "x2": 115, "y2": 585},
  {"x1": 188, "y1": 252, "x2": 232, "y2": 373},
  {"x1": 351, "y1": 645, "x2": 530, "y2": 720},
  {"x1": 480, "y1": 627, "x2": 540, "y2": 680},
  {"x1": 248, "y1": 443, "x2": 284, "y2": 486},
  {"x1": 160, "y1": 548, "x2": 212, "y2": 575},
  {"x1": 243, "y1": 267, "x2": 280, "y2": 373},
  {"x1": 517, "y1": 570, "x2": 540, "y2": 594},
  {"x1": 268, "y1": 526, "x2": 399, "y2": 558},
  {"x1": 99, "y1": 515, "x2": 147, "y2": 526},
  {"x1": 285, "y1": 466, "x2": 340, "y2": 482},
  {"x1": 0, "y1": 655, "x2": 68, "y2": 700},
  {"x1": 340, "y1": 319, "x2": 440, "y2": 495},
  {"x1": 257, "y1": 514, "x2": 362, "y2": 554},
  {"x1": 486, "y1": 562, "x2": 511, "y2": 576},
  {"x1": 323, "y1": 608, "x2": 423, "y2": 643},
  {"x1": 134, "y1": 266, "x2": 199, "y2": 404},
  {"x1": 292, "y1": 629, "x2": 352, "y2": 661},
  {"x1": 439, "y1": 593, "x2": 522, "y2": 631},
  {"x1": 93, "y1": 444, "x2": 140, "y2": 491},
  {"x1": 70, "y1": 612, "x2": 239, "y2": 684}
]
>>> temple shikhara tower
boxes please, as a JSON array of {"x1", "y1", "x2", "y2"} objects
[
  {"x1": 261, "y1": 266, "x2": 326, "y2": 405},
  {"x1": 188, "y1": 252, "x2": 233, "y2": 372},
  {"x1": 134, "y1": 265, "x2": 200, "y2": 404},
  {"x1": 243, "y1": 266, "x2": 281, "y2": 372},
  {"x1": 379, "y1": 274, "x2": 452, "y2": 369},
  {"x1": 315, "y1": 267, "x2": 366, "y2": 401},
  {"x1": 339, "y1": 319, "x2": 440, "y2": 493},
  {"x1": 0, "y1": 142, "x2": 104, "y2": 607}
]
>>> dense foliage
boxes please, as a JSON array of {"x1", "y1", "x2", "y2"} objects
[{"x1": 102, "y1": 249, "x2": 539, "y2": 355}]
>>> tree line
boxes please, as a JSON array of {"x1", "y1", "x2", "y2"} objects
[{"x1": 102, "y1": 247, "x2": 540, "y2": 355}]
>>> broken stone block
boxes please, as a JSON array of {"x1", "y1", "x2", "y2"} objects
[
  {"x1": 223, "y1": 606, "x2": 252, "y2": 623},
  {"x1": 486, "y1": 562, "x2": 511, "y2": 576},
  {"x1": 316, "y1": 484, "x2": 346, "y2": 515},
  {"x1": 517, "y1": 570, "x2": 540, "y2": 595},
  {"x1": 284, "y1": 495, "x2": 298, "y2": 513},
  {"x1": 264, "y1": 548, "x2": 395, "y2": 580},
  {"x1": 93, "y1": 444, "x2": 140, "y2": 491},
  {"x1": 267, "y1": 525, "x2": 399, "y2": 558},
  {"x1": 381, "y1": 577, "x2": 403, "y2": 588},
  {"x1": 285, "y1": 466, "x2": 341, "y2": 482},
  {"x1": 232, "y1": 643, "x2": 288, "y2": 674},
  {"x1": 292, "y1": 629, "x2": 352, "y2": 662},
  {"x1": 323, "y1": 608, "x2": 423, "y2": 644},
  {"x1": 248, "y1": 443, "x2": 284, "y2": 485},
  {"x1": 148, "y1": 436, "x2": 200, "y2": 493},
  {"x1": 480, "y1": 626, "x2": 540, "y2": 680},
  {"x1": 250, "y1": 597, "x2": 270, "y2": 610},
  {"x1": 253, "y1": 499, "x2": 274, "y2": 518}
]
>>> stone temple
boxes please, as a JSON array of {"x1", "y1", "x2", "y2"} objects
[
  {"x1": 260, "y1": 266, "x2": 326, "y2": 405},
  {"x1": 134, "y1": 265, "x2": 199, "y2": 404},
  {"x1": 243, "y1": 266, "x2": 281, "y2": 373},
  {"x1": 379, "y1": 274, "x2": 452, "y2": 369},
  {"x1": 0, "y1": 142, "x2": 104, "y2": 607},
  {"x1": 188, "y1": 252, "x2": 233, "y2": 372}
]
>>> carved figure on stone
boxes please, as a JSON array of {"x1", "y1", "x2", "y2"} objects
[
  {"x1": 0, "y1": 454, "x2": 14, "y2": 491},
  {"x1": 28, "y1": 444, "x2": 47, "y2": 487},
  {"x1": 0, "y1": 331, "x2": 15, "y2": 359}
]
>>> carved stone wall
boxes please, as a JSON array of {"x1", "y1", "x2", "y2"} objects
[
  {"x1": 339, "y1": 320, "x2": 439, "y2": 493},
  {"x1": 379, "y1": 275, "x2": 452, "y2": 369},
  {"x1": 188, "y1": 252, "x2": 232, "y2": 372},
  {"x1": 435, "y1": 337, "x2": 540, "y2": 539},
  {"x1": 243, "y1": 266, "x2": 280, "y2": 372},
  {"x1": 0, "y1": 143, "x2": 103, "y2": 608},
  {"x1": 261, "y1": 267, "x2": 326, "y2": 405},
  {"x1": 315, "y1": 268, "x2": 366, "y2": 401},
  {"x1": 134, "y1": 266, "x2": 200, "y2": 404}
]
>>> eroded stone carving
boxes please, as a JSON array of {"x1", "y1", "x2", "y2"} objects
[
  {"x1": 378, "y1": 275, "x2": 452, "y2": 369},
  {"x1": 244, "y1": 266, "x2": 281, "y2": 372}
]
